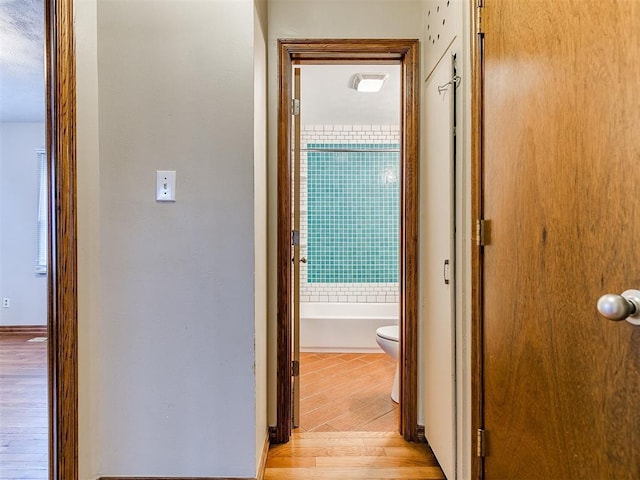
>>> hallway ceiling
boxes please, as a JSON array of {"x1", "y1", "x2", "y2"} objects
[{"x1": 0, "y1": 0, "x2": 45, "y2": 123}]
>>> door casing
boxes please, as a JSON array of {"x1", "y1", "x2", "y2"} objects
[
  {"x1": 46, "y1": 0, "x2": 78, "y2": 477},
  {"x1": 274, "y1": 39, "x2": 420, "y2": 443},
  {"x1": 470, "y1": 1, "x2": 484, "y2": 477}
]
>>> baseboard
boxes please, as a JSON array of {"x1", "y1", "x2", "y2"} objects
[
  {"x1": 417, "y1": 424, "x2": 427, "y2": 444},
  {"x1": 0, "y1": 325, "x2": 47, "y2": 336},
  {"x1": 256, "y1": 433, "x2": 270, "y2": 480},
  {"x1": 100, "y1": 477, "x2": 255, "y2": 480},
  {"x1": 300, "y1": 347, "x2": 381, "y2": 353}
]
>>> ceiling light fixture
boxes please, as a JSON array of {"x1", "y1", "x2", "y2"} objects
[{"x1": 352, "y1": 73, "x2": 389, "y2": 93}]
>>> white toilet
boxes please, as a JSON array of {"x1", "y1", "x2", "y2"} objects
[{"x1": 375, "y1": 325, "x2": 399, "y2": 403}]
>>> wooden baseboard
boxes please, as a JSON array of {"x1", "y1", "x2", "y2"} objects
[
  {"x1": 257, "y1": 433, "x2": 270, "y2": 480},
  {"x1": 417, "y1": 425, "x2": 427, "y2": 444},
  {"x1": 0, "y1": 325, "x2": 47, "y2": 336},
  {"x1": 100, "y1": 477, "x2": 255, "y2": 480}
]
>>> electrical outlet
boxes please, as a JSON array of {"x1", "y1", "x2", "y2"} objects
[{"x1": 2, "y1": 298, "x2": 9, "y2": 308}]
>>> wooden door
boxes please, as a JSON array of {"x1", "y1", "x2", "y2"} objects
[
  {"x1": 480, "y1": 1, "x2": 640, "y2": 478},
  {"x1": 423, "y1": 49, "x2": 457, "y2": 479}
]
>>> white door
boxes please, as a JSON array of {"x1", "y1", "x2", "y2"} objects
[{"x1": 422, "y1": 49, "x2": 457, "y2": 479}]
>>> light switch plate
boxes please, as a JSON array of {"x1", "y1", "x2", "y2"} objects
[{"x1": 156, "y1": 170, "x2": 176, "y2": 202}]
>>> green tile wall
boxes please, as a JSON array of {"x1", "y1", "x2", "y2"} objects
[{"x1": 307, "y1": 144, "x2": 399, "y2": 283}]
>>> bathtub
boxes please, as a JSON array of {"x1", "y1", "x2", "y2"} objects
[{"x1": 300, "y1": 302, "x2": 399, "y2": 353}]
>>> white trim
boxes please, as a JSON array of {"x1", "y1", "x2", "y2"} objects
[{"x1": 36, "y1": 149, "x2": 47, "y2": 275}]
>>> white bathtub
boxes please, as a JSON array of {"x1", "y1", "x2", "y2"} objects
[{"x1": 300, "y1": 302, "x2": 399, "y2": 353}]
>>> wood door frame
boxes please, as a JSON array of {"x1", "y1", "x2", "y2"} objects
[
  {"x1": 275, "y1": 39, "x2": 420, "y2": 444},
  {"x1": 470, "y1": 0, "x2": 485, "y2": 478},
  {"x1": 46, "y1": 0, "x2": 78, "y2": 477}
]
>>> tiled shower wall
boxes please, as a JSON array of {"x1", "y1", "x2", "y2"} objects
[{"x1": 299, "y1": 124, "x2": 400, "y2": 303}]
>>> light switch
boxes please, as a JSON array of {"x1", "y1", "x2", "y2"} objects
[{"x1": 156, "y1": 170, "x2": 176, "y2": 202}]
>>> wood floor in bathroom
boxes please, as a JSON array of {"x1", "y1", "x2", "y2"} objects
[
  {"x1": 264, "y1": 352, "x2": 445, "y2": 479},
  {"x1": 297, "y1": 352, "x2": 399, "y2": 432}
]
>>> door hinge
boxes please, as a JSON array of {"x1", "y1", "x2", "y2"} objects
[
  {"x1": 444, "y1": 259, "x2": 450, "y2": 285},
  {"x1": 477, "y1": 428, "x2": 486, "y2": 457},
  {"x1": 292, "y1": 230, "x2": 300, "y2": 246},
  {"x1": 292, "y1": 360, "x2": 300, "y2": 377},
  {"x1": 476, "y1": 1, "x2": 484, "y2": 35},
  {"x1": 292, "y1": 98, "x2": 300, "y2": 116},
  {"x1": 477, "y1": 219, "x2": 491, "y2": 246}
]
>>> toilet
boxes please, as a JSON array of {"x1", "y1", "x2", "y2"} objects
[{"x1": 375, "y1": 325, "x2": 399, "y2": 403}]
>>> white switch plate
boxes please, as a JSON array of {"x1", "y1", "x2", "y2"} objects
[{"x1": 156, "y1": 170, "x2": 176, "y2": 202}]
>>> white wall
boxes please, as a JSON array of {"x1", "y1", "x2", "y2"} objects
[
  {"x1": 267, "y1": 0, "x2": 422, "y2": 427},
  {"x1": 76, "y1": 0, "x2": 102, "y2": 477},
  {"x1": 0, "y1": 122, "x2": 47, "y2": 326},
  {"x1": 76, "y1": 0, "x2": 264, "y2": 477},
  {"x1": 253, "y1": 0, "x2": 269, "y2": 474}
]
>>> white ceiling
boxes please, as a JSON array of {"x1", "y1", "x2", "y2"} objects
[
  {"x1": 0, "y1": 0, "x2": 45, "y2": 123},
  {"x1": 299, "y1": 64, "x2": 400, "y2": 126}
]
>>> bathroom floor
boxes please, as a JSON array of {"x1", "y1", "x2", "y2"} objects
[{"x1": 297, "y1": 352, "x2": 399, "y2": 432}]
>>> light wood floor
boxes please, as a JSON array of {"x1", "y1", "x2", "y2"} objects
[
  {"x1": 0, "y1": 334, "x2": 48, "y2": 480},
  {"x1": 298, "y1": 352, "x2": 398, "y2": 432},
  {"x1": 265, "y1": 431, "x2": 445, "y2": 479},
  {"x1": 264, "y1": 352, "x2": 445, "y2": 479}
]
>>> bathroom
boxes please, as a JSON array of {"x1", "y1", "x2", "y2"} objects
[{"x1": 293, "y1": 63, "x2": 402, "y2": 432}]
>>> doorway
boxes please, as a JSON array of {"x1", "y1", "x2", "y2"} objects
[
  {"x1": 275, "y1": 39, "x2": 419, "y2": 444},
  {"x1": 0, "y1": 0, "x2": 77, "y2": 477},
  {"x1": 0, "y1": 2, "x2": 48, "y2": 476},
  {"x1": 292, "y1": 63, "x2": 402, "y2": 433}
]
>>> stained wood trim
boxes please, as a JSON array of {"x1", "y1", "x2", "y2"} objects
[
  {"x1": 0, "y1": 325, "x2": 48, "y2": 335},
  {"x1": 276, "y1": 40, "x2": 293, "y2": 444},
  {"x1": 46, "y1": 0, "x2": 78, "y2": 478},
  {"x1": 470, "y1": 0, "x2": 485, "y2": 478},
  {"x1": 275, "y1": 39, "x2": 420, "y2": 444},
  {"x1": 399, "y1": 39, "x2": 420, "y2": 443},
  {"x1": 417, "y1": 425, "x2": 427, "y2": 444}
]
